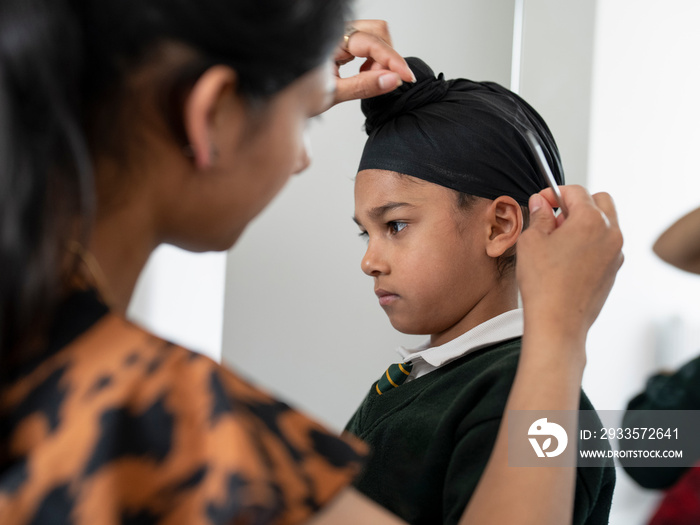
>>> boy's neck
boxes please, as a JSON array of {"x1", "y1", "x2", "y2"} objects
[{"x1": 429, "y1": 280, "x2": 519, "y2": 348}]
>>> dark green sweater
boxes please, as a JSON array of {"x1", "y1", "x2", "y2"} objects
[{"x1": 345, "y1": 338, "x2": 615, "y2": 525}]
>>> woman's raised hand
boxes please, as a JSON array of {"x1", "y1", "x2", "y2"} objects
[
  {"x1": 516, "y1": 185, "x2": 624, "y2": 346},
  {"x1": 332, "y1": 19, "x2": 415, "y2": 105}
]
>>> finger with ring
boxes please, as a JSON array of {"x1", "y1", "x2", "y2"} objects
[{"x1": 343, "y1": 25, "x2": 359, "y2": 51}]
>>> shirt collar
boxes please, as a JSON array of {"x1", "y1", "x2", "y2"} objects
[{"x1": 397, "y1": 308, "x2": 523, "y2": 369}]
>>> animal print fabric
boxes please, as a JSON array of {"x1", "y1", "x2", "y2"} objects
[{"x1": 0, "y1": 299, "x2": 366, "y2": 524}]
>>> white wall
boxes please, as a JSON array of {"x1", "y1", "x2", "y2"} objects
[
  {"x1": 518, "y1": 0, "x2": 597, "y2": 186},
  {"x1": 586, "y1": 1, "x2": 700, "y2": 522},
  {"x1": 128, "y1": 246, "x2": 226, "y2": 361}
]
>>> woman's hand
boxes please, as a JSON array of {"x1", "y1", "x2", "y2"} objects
[
  {"x1": 332, "y1": 20, "x2": 415, "y2": 105},
  {"x1": 516, "y1": 185, "x2": 624, "y2": 345}
]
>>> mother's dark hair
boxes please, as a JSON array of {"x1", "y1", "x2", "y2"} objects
[{"x1": 0, "y1": 0, "x2": 350, "y2": 365}]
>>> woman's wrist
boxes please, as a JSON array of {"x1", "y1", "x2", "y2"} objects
[
  {"x1": 523, "y1": 304, "x2": 588, "y2": 345},
  {"x1": 521, "y1": 315, "x2": 587, "y2": 374}
]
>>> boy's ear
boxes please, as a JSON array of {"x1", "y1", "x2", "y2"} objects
[
  {"x1": 183, "y1": 65, "x2": 241, "y2": 170},
  {"x1": 485, "y1": 196, "x2": 523, "y2": 258}
]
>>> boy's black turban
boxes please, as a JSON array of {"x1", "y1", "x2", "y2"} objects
[{"x1": 358, "y1": 57, "x2": 564, "y2": 205}]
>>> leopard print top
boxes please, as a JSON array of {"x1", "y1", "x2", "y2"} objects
[{"x1": 0, "y1": 290, "x2": 366, "y2": 524}]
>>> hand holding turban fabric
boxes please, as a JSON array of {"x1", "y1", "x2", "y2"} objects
[{"x1": 358, "y1": 57, "x2": 564, "y2": 205}]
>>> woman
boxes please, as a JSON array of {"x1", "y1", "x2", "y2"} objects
[{"x1": 0, "y1": 0, "x2": 623, "y2": 523}]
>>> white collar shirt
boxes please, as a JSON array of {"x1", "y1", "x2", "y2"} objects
[{"x1": 397, "y1": 309, "x2": 524, "y2": 382}]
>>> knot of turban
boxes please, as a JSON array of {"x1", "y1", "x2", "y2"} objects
[{"x1": 358, "y1": 57, "x2": 564, "y2": 205}]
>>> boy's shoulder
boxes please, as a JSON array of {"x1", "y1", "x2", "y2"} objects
[
  {"x1": 442, "y1": 338, "x2": 600, "y2": 411},
  {"x1": 446, "y1": 336, "x2": 522, "y2": 371},
  {"x1": 438, "y1": 336, "x2": 523, "y2": 392},
  {"x1": 424, "y1": 338, "x2": 603, "y2": 429},
  {"x1": 435, "y1": 337, "x2": 523, "y2": 427},
  {"x1": 355, "y1": 337, "x2": 523, "y2": 408},
  {"x1": 346, "y1": 338, "x2": 522, "y2": 433}
]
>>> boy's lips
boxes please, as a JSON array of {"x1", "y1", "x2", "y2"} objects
[{"x1": 375, "y1": 289, "x2": 400, "y2": 306}]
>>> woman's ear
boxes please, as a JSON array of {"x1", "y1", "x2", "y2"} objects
[
  {"x1": 183, "y1": 65, "x2": 240, "y2": 170},
  {"x1": 485, "y1": 195, "x2": 524, "y2": 258}
]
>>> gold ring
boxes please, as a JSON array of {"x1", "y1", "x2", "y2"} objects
[{"x1": 342, "y1": 25, "x2": 359, "y2": 51}]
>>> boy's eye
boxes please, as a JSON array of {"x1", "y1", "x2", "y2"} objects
[
  {"x1": 389, "y1": 221, "x2": 407, "y2": 235},
  {"x1": 358, "y1": 230, "x2": 369, "y2": 240}
]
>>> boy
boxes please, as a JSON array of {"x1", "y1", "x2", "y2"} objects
[{"x1": 346, "y1": 57, "x2": 615, "y2": 525}]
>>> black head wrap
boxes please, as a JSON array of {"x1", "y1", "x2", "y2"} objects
[{"x1": 358, "y1": 57, "x2": 564, "y2": 205}]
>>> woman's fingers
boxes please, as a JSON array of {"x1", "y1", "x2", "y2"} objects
[
  {"x1": 333, "y1": 69, "x2": 405, "y2": 103},
  {"x1": 527, "y1": 193, "x2": 558, "y2": 235},
  {"x1": 591, "y1": 191, "x2": 619, "y2": 229},
  {"x1": 351, "y1": 19, "x2": 394, "y2": 46},
  {"x1": 332, "y1": 20, "x2": 415, "y2": 105}
]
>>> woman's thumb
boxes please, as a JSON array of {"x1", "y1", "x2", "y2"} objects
[{"x1": 528, "y1": 194, "x2": 556, "y2": 234}]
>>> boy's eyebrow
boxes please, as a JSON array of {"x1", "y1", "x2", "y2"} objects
[{"x1": 352, "y1": 202, "x2": 415, "y2": 226}]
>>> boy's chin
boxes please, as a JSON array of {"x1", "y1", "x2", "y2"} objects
[{"x1": 387, "y1": 315, "x2": 430, "y2": 336}]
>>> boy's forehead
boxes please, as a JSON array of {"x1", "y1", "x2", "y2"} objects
[
  {"x1": 355, "y1": 169, "x2": 453, "y2": 211},
  {"x1": 356, "y1": 170, "x2": 426, "y2": 197}
]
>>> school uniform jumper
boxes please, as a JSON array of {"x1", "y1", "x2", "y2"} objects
[{"x1": 345, "y1": 309, "x2": 615, "y2": 525}]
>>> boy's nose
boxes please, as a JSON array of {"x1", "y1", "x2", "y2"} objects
[{"x1": 361, "y1": 243, "x2": 390, "y2": 276}]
